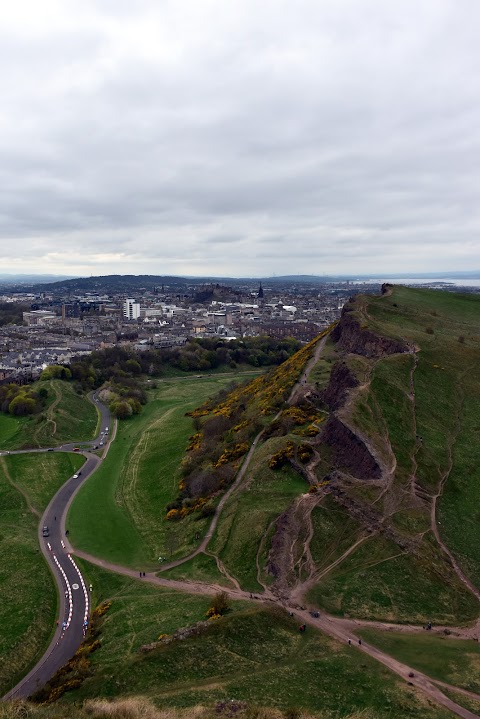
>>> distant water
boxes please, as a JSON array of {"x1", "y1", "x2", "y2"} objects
[{"x1": 353, "y1": 278, "x2": 480, "y2": 287}]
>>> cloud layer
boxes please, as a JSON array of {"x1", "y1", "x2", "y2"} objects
[{"x1": 1, "y1": 0, "x2": 480, "y2": 276}]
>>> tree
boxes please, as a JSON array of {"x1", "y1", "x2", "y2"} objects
[
  {"x1": 9, "y1": 394, "x2": 36, "y2": 416},
  {"x1": 110, "y1": 400, "x2": 132, "y2": 419}
]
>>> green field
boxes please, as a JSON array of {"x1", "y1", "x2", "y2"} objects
[
  {"x1": 0, "y1": 380, "x2": 98, "y2": 449},
  {"x1": 56, "y1": 561, "x2": 452, "y2": 719},
  {"x1": 68, "y1": 376, "x2": 255, "y2": 568},
  {"x1": 159, "y1": 552, "x2": 235, "y2": 588},
  {"x1": 357, "y1": 629, "x2": 480, "y2": 693},
  {"x1": 307, "y1": 532, "x2": 478, "y2": 624},
  {"x1": 0, "y1": 452, "x2": 83, "y2": 696}
]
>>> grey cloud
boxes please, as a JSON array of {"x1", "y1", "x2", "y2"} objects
[{"x1": 1, "y1": 0, "x2": 480, "y2": 275}]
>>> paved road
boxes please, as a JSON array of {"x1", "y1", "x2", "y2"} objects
[{"x1": 2, "y1": 394, "x2": 111, "y2": 700}]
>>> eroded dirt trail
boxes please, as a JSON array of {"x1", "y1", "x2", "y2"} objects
[{"x1": 0, "y1": 456, "x2": 41, "y2": 518}]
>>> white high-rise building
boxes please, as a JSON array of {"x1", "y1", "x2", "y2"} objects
[{"x1": 123, "y1": 298, "x2": 140, "y2": 320}]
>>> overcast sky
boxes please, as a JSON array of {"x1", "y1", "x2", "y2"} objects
[{"x1": 1, "y1": 0, "x2": 480, "y2": 278}]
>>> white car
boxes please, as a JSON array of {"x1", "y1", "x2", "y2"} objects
[{"x1": 73, "y1": 474, "x2": 79, "y2": 479}]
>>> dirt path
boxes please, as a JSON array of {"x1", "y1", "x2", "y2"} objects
[
  {"x1": 205, "y1": 550, "x2": 242, "y2": 591},
  {"x1": 72, "y1": 547, "x2": 480, "y2": 719},
  {"x1": 0, "y1": 456, "x2": 40, "y2": 518},
  {"x1": 34, "y1": 381, "x2": 61, "y2": 443},
  {"x1": 287, "y1": 333, "x2": 329, "y2": 405}
]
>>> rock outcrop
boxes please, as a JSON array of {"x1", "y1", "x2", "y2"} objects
[
  {"x1": 322, "y1": 361, "x2": 359, "y2": 411},
  {"x1": 322, "y1": 415, "x2": 381, "y2": 480},
  {"x1": 331, "y1": 308, "x2": 409, "y2": 358}
]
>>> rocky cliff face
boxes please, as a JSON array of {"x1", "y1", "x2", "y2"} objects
[
  {"x1": 322, "y1": 361, "x2": 359, "y2": 411},
  {"x1": 330, "y1": 307, "x2": 409, "y2": 358},
  {"x1": 322, "y1": 415, "x2": 381, "y2": 480}
]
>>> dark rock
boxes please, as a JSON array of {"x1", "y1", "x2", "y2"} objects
[
  {"x1": 331, "y1": 311, "x2": 409, "y2": 358},
  {"x1": 322, "y1": 361, "x2": 359, "y2": 411},
  {"x1": 322, "y1": 416, "x2": 381, "y2": 480}
]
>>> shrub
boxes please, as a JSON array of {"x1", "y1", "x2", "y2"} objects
[{"x1": 206, "y1": 591, "x2": 230, "y2": 617}]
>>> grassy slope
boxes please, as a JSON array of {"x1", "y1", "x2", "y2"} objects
[
  {"x1": 68, "y1": 376, "x2": 255, "y2": 568},
  {"x1": 159, "y1": 552, "x2": 235, "y2": 588},
  {"x1": 0, "y1": 380, "x2": 98, "y2": 449},
  {"x1": 309, "y1": 287, "x2": 480, "y2": 623},
  {"x1": 0, "y1": 453, "x2": 82, "y2": 695},
  {"x1": 62, "y1": 562, "x2": 451, "y2": 719},
  {"x1": 358, "y1": 629, "x2": 480, "y2": 693},
  {"x1": 210, "y1": 437, "x2": 307, "y2": 592}
]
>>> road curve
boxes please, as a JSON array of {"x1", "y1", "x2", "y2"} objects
[{"x1": 2, "y1": 393, "x2": 112, "y2": 700}]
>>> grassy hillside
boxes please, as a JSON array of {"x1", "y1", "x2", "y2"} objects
[
  {"x1": 307, "y1": 286, "x2": 480, "y2": 622},
  {"x1": 357, "y1": 628, "x2": 480, "y2": 693},
  {"x1": 38, "y1": 561, "x2": 454, "y2": 719},
  {"x1": 0, "y1": 380, "x2": 98, "y2": 449},
  {"x1": 68, "y1": 375, "x2": 261, "y2": 568}
]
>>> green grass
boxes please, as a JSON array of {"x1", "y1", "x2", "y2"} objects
[
  {"x1": 60, "y1": 562, "x2": 452, "y2": 718},
  {"x1": 210, "y1": 437, "x2": 307, "y2": 592},
  {"x1": 441, "y1": 688, "x2": 480, "y2": 717},
  {"x1": 309, "y1": 495, "x2": 364, "y2": 571},
  {"x1": 327, "y1": 287, "x2": 480, "y2": 622},
  {"x1": 0, "y1": 381, "x2": 98, "y2": 449},
  {"x1": 307, "y1": 533, "x2": 478, "y2": 624},
  {"x1": 68, "y1": 377, "x2": 248, "y2": 569},
  {"x1": 159, "y1": 552, "x2": 234, "y2": 587},
  {"x1": 438, "y1": 387, "x2": 480, "y2": 587},
  {"x1": 0, "y1": 465, "x2": 54, "y2": 694},
  {"x1": 0, "y1": 413, "x2": 31, "y2": 449},
  {"x1": 3, "y1": 452, "x2": 85, "y2": 513},
  {"x1": 357, "y1": 628, "x2": 480, "y2": 693}
]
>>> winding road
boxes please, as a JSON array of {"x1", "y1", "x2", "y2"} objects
[
  {"x1": 2, "y1": 393, "x2": 111, "y2": 700},
  {"x1": 2, "y1": 370, "x2": 480, "y2": 718}
]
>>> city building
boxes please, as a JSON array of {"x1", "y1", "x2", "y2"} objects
[{"x1": 123, "y1": 298, "x2": 141, "y2": 320}]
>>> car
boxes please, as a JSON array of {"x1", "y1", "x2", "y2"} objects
[
  {"x1": 105, "y1": 427, "x2": 109, "y2": 432},
  {"x1": 73, "y1": 447, "x2": 80, "y2": 451},
  {"x1": 47, "y1": 448, "x2": 54, "y2": 452},
  {"x1": 42, "y1": 526, "x2": 49, "y2": 537},
  {"x1": 99, "y1": 442, "x2": 104, "y2": 446},
  {"x1": 73, "y1": 474, "x2": 79, "y2": 479}
]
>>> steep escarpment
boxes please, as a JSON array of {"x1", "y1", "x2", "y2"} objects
[
  {"x1": 322, "y1": 415, "x2": 381, "y2": 480},
  {"x1": 331, "y1": 306, "x2": 410, "y2": 358},
  {"x1": 321, "y1": 360, "x2": 359, "y2": 411}
]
